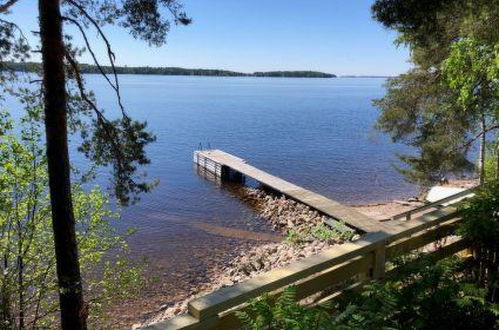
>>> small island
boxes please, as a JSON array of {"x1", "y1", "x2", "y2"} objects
[
  {"x1": 253, "y1": 71, "x2": 336, "y2": 78},
  {"x1": 4, "y1": 61, "x2": 336, "y2": 78}
]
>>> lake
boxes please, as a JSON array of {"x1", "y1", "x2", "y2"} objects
[{"x1": 7, "y1": 75, "x2": 417, "y2": 277}]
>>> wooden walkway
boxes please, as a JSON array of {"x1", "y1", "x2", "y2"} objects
[{"x1": 194, "y1": 149, "x2": 391, "y2": 233}]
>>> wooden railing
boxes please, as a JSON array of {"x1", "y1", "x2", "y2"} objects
[
  {"x1": 143, "y1": 205, "x2": 469, "y2": 330},
  {"x1": 389, "y1": 186, "x2": 477, "y2": 221}
]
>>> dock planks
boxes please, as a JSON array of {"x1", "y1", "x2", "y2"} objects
[{"x1": 194, "y1": 149, "x2": 390, "y2": 233}]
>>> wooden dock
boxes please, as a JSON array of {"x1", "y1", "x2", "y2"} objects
[{"x1": 194, "y1": 149, "x2": 390, "y2": 233}]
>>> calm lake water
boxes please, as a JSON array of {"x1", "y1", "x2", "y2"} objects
[{"x1": 8, "y1": 75, "x2": 417, "y2": 275}]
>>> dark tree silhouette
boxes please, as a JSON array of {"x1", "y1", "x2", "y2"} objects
[{"x1": 1, "y1": 0, "x2": 190, "y2": 328}]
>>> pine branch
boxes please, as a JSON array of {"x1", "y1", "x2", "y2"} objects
[
  {"x1": 460, "y1": 124, "x2": 499, "y2": 151},
  {"x1": 61, "y1": 15, "x2": 126, "y2": 118},
  {"x1": 64, "y1": 49, "x2": 126, "y2": 170},
  {"x1": 0, "y1": 0, "x2": 20, "y2": 13}
]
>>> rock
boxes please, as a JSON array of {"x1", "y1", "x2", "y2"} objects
[{"x1": 137, "y1": 187, "x2": 359, "y2": 328}]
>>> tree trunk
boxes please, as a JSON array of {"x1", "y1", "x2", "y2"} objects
[
  {"x1": 496, "y1": 142, "x2": 499, "y2": 180},
  {"x1": 38, "y1": 1, "x2": 87, "y2": 329},
  {"x1": 479, "y1": 114, "x2": 486, "y2": 184}
]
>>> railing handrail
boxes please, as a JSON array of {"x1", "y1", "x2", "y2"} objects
[
  {"x1": 390, "y1": 185, "x2": 478, "y2": 221},
  {"x1": 187, "y1": 230, "x2": 388, "y2": 320},
  {"x1": 143, "y1": 204, "x2": 466, "y2": 329}
]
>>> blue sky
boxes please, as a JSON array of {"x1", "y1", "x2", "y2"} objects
[{"x1": 6, "y1": 0, "x2": 411, "y2": 76}]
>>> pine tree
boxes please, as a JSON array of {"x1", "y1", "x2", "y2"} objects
[
  {"x1": 372, "y1": 0, "x2": 499, "y2": 186},
  {"x1": 1, "y1": 1, "x2": 191, "y2": 328}
]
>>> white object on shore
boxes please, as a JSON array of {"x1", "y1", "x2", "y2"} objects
[{"x1": 425, "y1": 186, "x2": 474, "y2": 206}]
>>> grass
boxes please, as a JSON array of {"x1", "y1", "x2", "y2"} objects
[{"x1": 285, "y1": 221, "x2": 355, "y2": 246}]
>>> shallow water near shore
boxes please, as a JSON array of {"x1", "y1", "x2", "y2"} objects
[{"x1": 6, "y1": 75, "x2": 418, "y2": 324}]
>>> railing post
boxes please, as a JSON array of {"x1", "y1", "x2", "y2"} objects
[{"x1": 371, "y1": 245, "x2": 386, "y2": 279}]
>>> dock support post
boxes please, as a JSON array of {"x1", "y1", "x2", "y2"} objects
[{"x1": 221, "y1": 166, "x2": 245, "y2": 184}]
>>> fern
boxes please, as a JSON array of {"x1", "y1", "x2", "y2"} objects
[
  {"x1": 239, "y1": 180, "x2": 499, "y2": 330},
  {"x1": 238, "y1": 255, "x2": 497, "y2": 330}
]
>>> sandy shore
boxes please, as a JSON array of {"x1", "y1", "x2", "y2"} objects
[{"x1": 352, "y1": 178, "x2": 477, "y2": 220}]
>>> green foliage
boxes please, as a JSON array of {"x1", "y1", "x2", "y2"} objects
[
  {"x1": 442, "y1": 38, "x2": 499, "y2": 183},
  {"x1": 458, "y1": 181, "x2": 499, "y2": 303},
  {"x1": 372, "y1": 0, "x2": 499, "y2": 65},
  {"x1": 236, "y1": 287, "x2": 334, "y2": 330},
  {"x1": 338, "y1": 256, "x2": 496, "y2": 330},
  {"x1": 443, "y1": 38, "x2": 499, "y2": 109},
  {"x1": 372, "y1": 0, "x2": 499, "y2": 185},
  {"x1": 1, "y1": 1, "x2": 191, "y2": 327},
  {"x1": 374, "y1": 69, "x2": 474, "y2": 185},
  {"x1": 241, "y1": 196, "x2": 499, "y2": 330},
  {"x1": 284, "y1": 228, "x2": 303, "y2": 246},
  {"x1": 459, "y1": 181, "x2": 499, "y2": 253},
  {"x1": 285, "y1": 222, "x2": 354, "y2": 246},
  {"x1": 0, "y1": 0, "x2": 193, "y2": 206},
  {"x1": 238, "y1": 256, "x2": 498, "y2": 330},
  {"x1": 311, "y1": 223, "x2": 340, "y2": 241},
  {"x1": 0, "y1": 20, "x2": 30, "y2": 92},
  {"x1": 484, "y1": 145, "x2": 499, "y2": 181},
  {"x1": 311, "y1": 222, "x2": 355, "y2": 242},
  {"x1": 0, "y1": 110, "x2": 144, "y2": 328}
]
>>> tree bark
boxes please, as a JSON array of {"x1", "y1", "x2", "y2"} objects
[
  {"x1": 38, "y1": 0, "x2": 87, "y2": 329},
  {"x1": 496, "y1": 141, "x2": 499, "y2": 180},
  {"x1": 479, "y1": 113, "x2": 486, "y2": 184}
]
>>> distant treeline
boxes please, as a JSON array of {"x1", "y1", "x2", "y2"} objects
[
  {"x1": 340, "y1": 75, "x2": 392, "y2": 78},
  {"x1": 253, "y1": 71, "x2": 336, "y2": 78},
  {"x1": 4, "y1": 62, "x2": 336, "y2": 78}
]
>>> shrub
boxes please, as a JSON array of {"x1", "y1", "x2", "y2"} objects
[
  {"x1": 285, "y1": 222, "x2": 355, "y2": 246},
  {"x1": 458, "y1": 180, "x2": 499, "y2": 302},
  {"x1": 0, "y1": 110, "x2": 144, "y2": 328},
  {"x1": 237, "y1": 255, "x2": 498, "y2": 330}
]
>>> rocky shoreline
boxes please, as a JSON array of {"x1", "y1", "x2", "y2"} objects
[
  {"x1": 135, "y1": 188, "x2": 359, "y2": 328},
  {"x1": 121, "y1": 179, "x2": 479, "y2": 328}
]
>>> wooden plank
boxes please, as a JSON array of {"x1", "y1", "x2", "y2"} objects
[
  {"x1": 178, "y1": 256, "x2": 372, "y2": 330},
  {"x1": 210, "y1": 239, "x2": 469, "y2": 330},
  {"x1": 195, "y1": 256, "x2": 373, "y2": 330},
  {"x1": 293, "y1": 255, "x2": 372, "y2": 301},
  {"x1": 140, "y1": 314, "x2": 200, "y2": 330},
  {"x1": 194, "y1": 149, "x2": 387, "y2": 232},
  {"x1": 198, "y1": 256, "x2": 372, "y2": 330},
  {"x1": 425, "y1": 237, "x2": 468, "y2": 261},
  {"x1": 176, "y1": 150, "x2": 471, "y2": 330},
  {"x1": 386, "y1": 218, "x2": 461, "y2": 259},
  {"x1": 391, "y1": 186, "x2": 477, "y2": 221},
  {"x1": 385, "y1": 206, "x2": 459, "y2": 239},
  {"x1": 372, "y1": 246, "x2": 386, "y2": 278},
  {"x1": 187, "y1": 231, "x2": 388, "y2": 320},
  {"x1": 184, "y1": 209, "x2": 460, "y2": 321},
  {"x1": 316, "y1": 238, "x2": 470, "y2": 310},
  {"x1": 283, "y1": 189, "x2": 387, "y2": 232},
  {"x1": 147, "y1": 214, "x2": 469, "y2": 329}
]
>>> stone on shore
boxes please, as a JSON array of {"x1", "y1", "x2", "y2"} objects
[{"x1": 141, "y1": 187, "x2": 358, "y2": 326}]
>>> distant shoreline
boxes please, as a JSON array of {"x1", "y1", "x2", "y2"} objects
[
  {"x1": 339, "y1": 75, "x2": 393, "y2": 78},
  {"x1": 4, "y1": 62, "x2": 337, "y2": 78}
]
